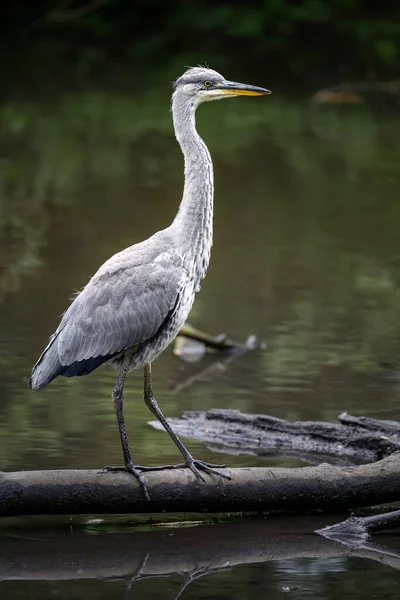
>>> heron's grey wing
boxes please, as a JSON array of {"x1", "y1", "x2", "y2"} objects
[{"x1": 56, "y1": 254, "x2": 183, "y2": 366}]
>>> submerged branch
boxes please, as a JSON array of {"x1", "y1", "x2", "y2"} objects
[
  {"x1": 1, "y1": 454, "x2": 399, "y2": 517},
  {"x1": 317, "y1": 509, "x2": 400, "y2": 543}
]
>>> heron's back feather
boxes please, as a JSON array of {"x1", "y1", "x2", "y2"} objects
[{"x1": 29, "y1": 231, "x2": 185, "y2": 389}]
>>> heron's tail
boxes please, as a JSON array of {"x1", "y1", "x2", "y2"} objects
[
  {"x1": 29, "y1": 332, "x2": 113, "y2": 389},
  {"x1": 29, "y1": 333, "x2": 64, "y2": 390}
]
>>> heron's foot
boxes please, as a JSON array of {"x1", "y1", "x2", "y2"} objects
[
  {"x1": 103, "y1": 463, "x2": 151, "y2": 501},
  {"x1": 174, "y1": 455, "x2": 232, "y2": 481}
]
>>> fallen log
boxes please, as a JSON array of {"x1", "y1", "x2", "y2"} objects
[
  {"x1": 1, "y1": 453, "x2": 399, "y2": 517},
  {"x1": 148, "y1": 409, "x2": 400, "y2": 465}
]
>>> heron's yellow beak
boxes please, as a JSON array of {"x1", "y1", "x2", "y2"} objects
[{"x1": 217, "y1": 80, "x2": 271, "y2": 96}]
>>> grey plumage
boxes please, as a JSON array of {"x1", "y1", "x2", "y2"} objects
[
  {"x1": 29, "y1": 67, "x2": 270, "y2": 498},
  {"x1": 30, "y1": 230, "x2": 184, "y2": 388}
]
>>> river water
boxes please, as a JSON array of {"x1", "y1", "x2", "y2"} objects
[{"x1": 0, "y1": 78, "x2": 400, "y2": 598}]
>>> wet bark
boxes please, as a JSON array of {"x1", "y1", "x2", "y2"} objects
[
  {"x1": 148, "y1": 409, "x2": 400, "y2": 465},
  {"x1": 1, "y1": 453, "x2": 399, "y2": 517}
]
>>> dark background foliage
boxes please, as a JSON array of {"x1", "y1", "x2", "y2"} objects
[{"x1": 1, "y1": 1, "x2": 399, "y2": 93}]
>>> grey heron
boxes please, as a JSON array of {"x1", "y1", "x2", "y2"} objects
[{"x1": 29, "y1": 67, "x2": 271, "y2": 499}]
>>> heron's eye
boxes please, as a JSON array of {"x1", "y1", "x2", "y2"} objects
[{"x1": 203, "y1": 81, "x2": 212, "y2": 88}]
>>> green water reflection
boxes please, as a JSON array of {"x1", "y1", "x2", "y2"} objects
[
  {"x1": 1, "y1": 83, "x2": 400, "y2": 598},
  {"x1": 1, "y1": 517, "x2": 400, "y2": 599}
]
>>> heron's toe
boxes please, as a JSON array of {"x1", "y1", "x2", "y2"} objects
[
  {"x1": 184, "y1": 457, "x2": 232, "y2": 481},
  {"x1": 102, "y1": 463, "x2": 151, "y2": 501}
]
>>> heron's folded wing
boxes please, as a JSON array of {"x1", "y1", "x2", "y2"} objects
[{"x1": 56, "y1": 257, "x2": 183, "y2": 366}]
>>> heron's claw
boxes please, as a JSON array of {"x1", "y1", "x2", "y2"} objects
[
  {"x1": 103, "y1": 463, "x2": 151, "y2": 501},
  {"x1": 175, "y1": 456, "x2": 232, "y2": 481}
]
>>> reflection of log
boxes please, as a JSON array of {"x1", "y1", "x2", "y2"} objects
[
  {"x1": 1, "y1": 454, "x2": 399, "y2": 517},
  {"x1": 1, "y1": 518, "x2": 400, "y2": 583},
  {"x1": 149, "y1": 409, "x2": 400, "y2": 465},
  {"x1": 168, "y1": 349, "x2": 250, "y2": 393}
]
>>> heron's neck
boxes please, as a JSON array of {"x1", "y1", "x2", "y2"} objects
[{"x1": 171, "y1": 92, "x2": 214, "y2": 281}]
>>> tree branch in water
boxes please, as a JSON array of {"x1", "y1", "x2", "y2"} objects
[
  {"x1": 317, "y1": 509, "x2": 400, "y2": 543},
  {"x1": 149, "y1": 409, "x2": 400, "y2": 465}
]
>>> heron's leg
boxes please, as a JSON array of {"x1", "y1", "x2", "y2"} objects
[
  {"x1": 142, "y1": 363, "x2": 231, "y2": 481},
  {"x1": 104, "y1": 356, "x2": 151, "y2": 501}
]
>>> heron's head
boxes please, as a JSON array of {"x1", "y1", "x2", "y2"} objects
[{"x1": 173, "y1": 66, "x2": 271, "y2": 105}]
